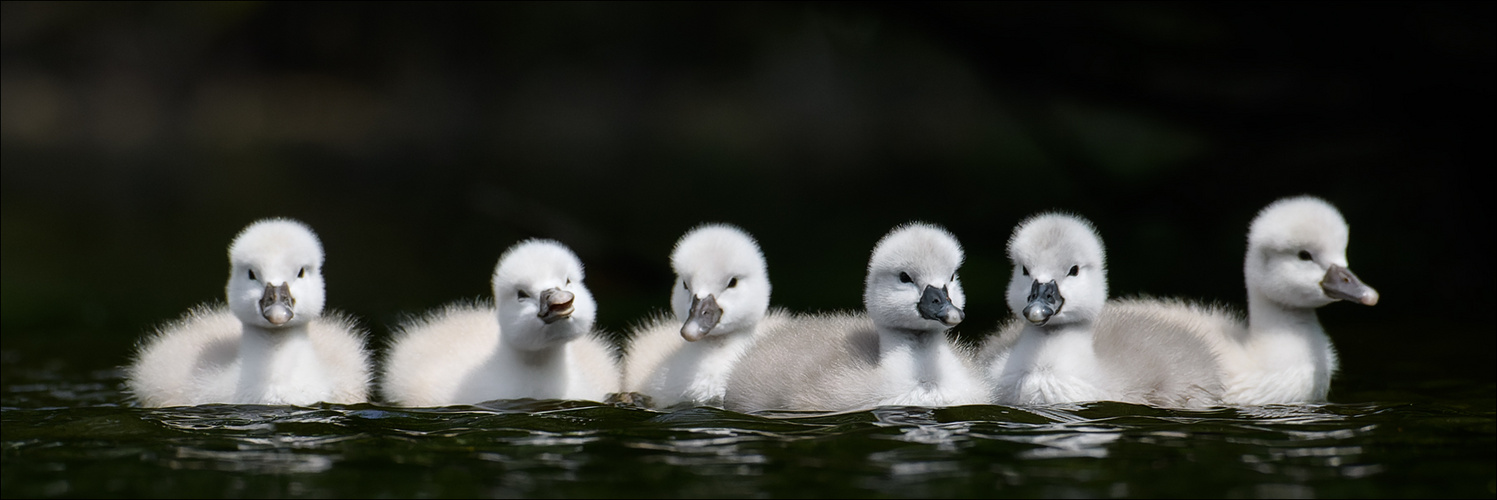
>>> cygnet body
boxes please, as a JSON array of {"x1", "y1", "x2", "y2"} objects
[
  {"x1": 724, "y1": 223, "x2": 988, "y2": 412},
  {"x1": 381, "y1": 240, "x2": 619, "y2": 406},
  {"x1": 981, "y1": 214, "x2": 1113, "y2": 405},
  {"x1": 125, "y1": 219, "x2": 372, "y2": 407},
  {"x1": 1159, "y1": 196, "x2": 1377, "y2": 404},
  {"x1": 622, "y1": 224, "x2": 790, "y2": 408},
  {"x1": 981, "y1": 214, "x2": 1226, "y2": 407}
]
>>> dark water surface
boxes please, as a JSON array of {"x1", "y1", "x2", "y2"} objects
[{"x1": 4, "y1": 339, "x2": 1493, "y2": 499}]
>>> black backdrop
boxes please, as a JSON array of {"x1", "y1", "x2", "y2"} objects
[{"x1": 2, "y1": 2, "x2": 1491, "y2": 382}]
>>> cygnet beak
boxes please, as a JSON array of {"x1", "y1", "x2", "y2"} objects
[
  {"x1": 1023, "y1": 280, "x2": 1063, "y2": 326},
  {"x1": 538, "y1": 288, "x2": 576, "y2": 324},
  {"x1": 259, "y1": 282, "x2": 296, "y2": 326},
  {"x1": 1321, "y1": 264, "x2": 1379, "y2": 306},
  {"x1": 917, "y1": 284, "x2": 964, "y2": 327},
  {"x1": 681, "y1": 294, "x2": 722, "y2": 342}
]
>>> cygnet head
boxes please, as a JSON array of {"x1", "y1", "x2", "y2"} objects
[
  {"x1": 1005, "y1": 213, "x2": 1108, "y2": 328},
  {"x1": 225, "y1": 218, "x2": 327, "y2": 329},
  {"x1": 669, "y1": 224, "x2": 772, "y2": 342},
  {"x1": 1246, "y1": 196, "x2": 1378, "y2": 309},
  {"x1": 492, "y1": 239, "x2": 598, "y2": 352},
  {"x1": 864, "y1": 222, "x2": 967, "y2": 334}
]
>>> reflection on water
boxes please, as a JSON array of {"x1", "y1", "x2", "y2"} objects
[{"x1": 2, "y1": 363, "x2": 1493, "y2": 498}]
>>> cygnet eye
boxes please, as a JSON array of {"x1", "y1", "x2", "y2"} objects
[
  {"x1": 951, "y1": 273, "x2": 957, "y2": 282},
  {"x1": 727, "y1": 277, "x2": 738, "y2": 288},
  {"x1": 566, "y1": 278, "x2": 571, "y2": 285},
  {"x1": 517, "y1": 289, "x2": 530, "y2": 300},
  {"x1": 1021, "y1": 267, "x2": 1029, "y2": 277},
  {"x1": 1298, "y1": 250, "x2": 1313, "y2": 261},
  {"x1": 248, "y1": 269, "x2": 257, "y2": 281},
  {"x1": 682, "y1": 281, "x2": 690, "y2": 292},
  {"x1": 298, "y1": 267, "x2": 307, "y2": 278},
  {"x1": 1068, "y1": 265, "x2": 1079, "y2": 277},
  {"x1": 899, "y1": 272, "x2": 913, "y2": 284}
]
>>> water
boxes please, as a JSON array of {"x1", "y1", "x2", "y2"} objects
[{"x1": 3, "y1": 352, "x2": 1492, "y2": 499}]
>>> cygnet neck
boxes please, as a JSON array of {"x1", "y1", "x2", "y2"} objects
[
  {"x1": 498, "y1": 322, "x2": 576, "y2": 367},
  {"x1": 877, "y1": 325, "x2": 952, "y2": 365},
  {"x1": 241, "y1": 321, "x2": 312, "y2": 347},
  {"x1": 237, "y1": 321, "x2": 322, "y2": 402},
  {"x1": 1247, "y1": 290, "x2": 1325, "y2": 338}
]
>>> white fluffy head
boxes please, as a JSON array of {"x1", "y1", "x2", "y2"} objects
[
  {"x1": 1245, "y1": 196, "x2": 1357, "y2": 308},
  {"x1": 224, "y1": 218, "x2": 327, "y2": 328},
  {"x1": 1005, "y1": 213, "x2": 1108, "y2": 327},
  {"x1": 492, "y1": 239, "x2": 597, "y2": 351},
  {"x1": 669, "y1": 223, "x2": 772, "y2": 339},
  {"x1": 863, "y1": 222, "x2": 966, "y2": 333}
]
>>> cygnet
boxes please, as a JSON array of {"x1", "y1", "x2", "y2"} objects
[
  {"x1": 125, "y1": 218, "x2": 372, "y2": 407},
  {"x1": 381, "y1": 239, "x2": 620, "y2": 406}
]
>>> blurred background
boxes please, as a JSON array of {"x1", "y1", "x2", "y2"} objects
[{"x1": 3, "y1": 2, "x2": 1492, "y2": 391}]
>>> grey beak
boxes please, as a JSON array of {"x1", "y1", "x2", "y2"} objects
[
  {"x1": 1322, "y1": 264, "x2": 1379, "y2": 306},
  {"x1": 917, "y1": 284, "x2": 964, "y2": 327},
  {"x1": 259, "y1": 282, "x2": 295, "y2": 325},
  {"x1": 1023, "y1": 280, "x2": 1063, "y2": 326},
  {"x1": 538, "y1": 288, "x2": 576, "y2": 324},
  {"x1": 681, "y1": 294, "x2": 722, "y2": 342}
]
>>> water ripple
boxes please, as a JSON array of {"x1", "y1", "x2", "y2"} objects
[{"x1": 2, "y1": 376, "x2": 1492, "y2": 498}]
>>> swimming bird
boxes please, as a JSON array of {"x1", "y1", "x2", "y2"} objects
[
  {"x1": 381, "y1": 239, "x2": 620, "y2": 406},
  {"x1": 1142, "y1": 196, "x2": 1378, "y2": 405},
  {"x1": 125, "y1": 218, "x2": 372, "y2": 407},
  {"x1": 724, "y1": 222, "x2": 988, "y2": 412},
  {"x1": 621, "y1": 224, "x2": 791, "y2": 408},
  {"x1": 980, "y1": 213, "x2": 1225, "y2": 408}
]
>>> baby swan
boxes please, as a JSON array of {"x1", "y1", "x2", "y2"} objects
[
  {"x1": 724, "y1": 222, "x2": 988, "y2": 413},
  {"x1": 621, "y1": 224, "x2": 789, "y2": 408},
  {"x1": 981, "y1": 213, "x2": 1224, "y2": 407},
  {"x1": 125, "y1": 219, "x2": 372, "y2": 407},
  {"x1": 1150, "y1": 196, "x2": 1377, "y2": 405},
  {"x1": 981, "y1": 213, "x2": 1111, "y2": 405},
  {"x1": 381, "y1": 240, "x2": 619, "y2": 406}
]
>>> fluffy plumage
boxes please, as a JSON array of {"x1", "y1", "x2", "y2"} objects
[
  {"x1": 1080, "y1": 196, "x2": 1377, "y2": 405},
  {"x1": 981, "y1": 213, "x2": 1226, "y2": 408},
  {"x1": 1221, "y1": 196, "x2": 1376, "y2": 403},
  {"x1": 381, "y1": 239, "x2": 620, "y2": 406},
  {"x1": 125, "y1": 219, "x2": 372, "y2": 407},
  {"x1": 981, "y1": 213, "x2": 1113, "y2": 405},
  {"x1": 622, "y1": 224, "x2": 789, "y2": 408},
  {"x1": 724, "y1": 222, "x2": 988, "y2": 412}
]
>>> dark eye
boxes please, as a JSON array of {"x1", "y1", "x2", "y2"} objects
[
  {"x1": 248, "y1": 269, "x2": 257, "y2": 280},
  {"x1": 1021, "y1": 267, "x2": 1029, "y2": 277},
  {"x1": 1068, "y1": 265, "x2": 1079, "y2": 277},
  {"x1": 1298, "y1": 250, "x2": 1313, "y2": 261},
  {"x1": 728, "y1": 277, "x2": 738, "y2": 288},
  {"x1": 517, "y1": 290, "x2": 530, "y2": 300},
  {"x1": 683, "y1": 281, "x2": 690, "y2": 292},
  {"x1": 298, "y1": 267, "x2": 307, "y2": 278},
  {"x1": 951, "y1": 273, "x2": 957, "y2": 282},
  {"x1": 899, "y1": 272, "x2": 913, "y2": 284}
]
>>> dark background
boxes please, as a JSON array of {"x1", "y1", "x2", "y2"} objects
[{"x1": 3, "y1": 2, "x2": 1492, "y2": 391}]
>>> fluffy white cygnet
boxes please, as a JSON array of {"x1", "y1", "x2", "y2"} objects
[
  {"x1": 621, "y1": 224, "x2": 790, "y2": 408},
  {"x1": 980, "y1": 213, "x2": 1225, "y2": 408},
  {"x1": 1176, "y1": 196, "x2": 1378, "y2": 404},
  {"x1": 724, "y1": 222, "x2": 989, "y2": 412},
  {"x1": 981, "y1": 213, "x2": 1111, "y2": 405},
  {"x1": 125, "y1": 219, "x2": 373, "y2": 407},
  {"x1": 381, "y1": 239, "x2": 620, "y2": 406}
]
